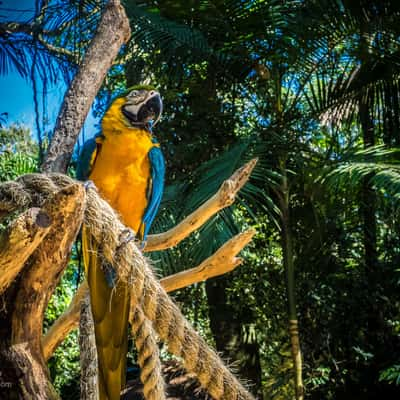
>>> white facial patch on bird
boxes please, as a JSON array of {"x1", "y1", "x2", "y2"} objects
[{"x1": 127, "y1": 89, "x2": 148, "y2": 105}]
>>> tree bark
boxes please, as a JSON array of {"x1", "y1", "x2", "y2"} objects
[
  {"x1": 11, "y1": 184, "x2": 85, "y2": 356},
  {"x1": 0, "y1": 207, "x2": 51, "y2": 294},
  {"x1": 79, "y1": 294, "x2": 99, "y2": 400},
  {"x1": 0, "y1": 343, "x2": 59, "y2": 399},
  {"x1": 41, "y1": 0, "x2": 131, "y2": 173}
]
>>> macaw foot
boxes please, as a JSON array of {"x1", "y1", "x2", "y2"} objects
[
  {"x1": 119, "y1": 228, "x2": 136, "y2": 245},
  {"x1": 118, "y1": 228, "x2": 146, "y2": 250},
  {"x1": 83, "y1": 180, "x2": 97, "y2": 191}
]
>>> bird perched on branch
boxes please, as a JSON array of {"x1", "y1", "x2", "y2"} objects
[{"x1": 77, "y1": 85, "x2": 165, "y2": 400}]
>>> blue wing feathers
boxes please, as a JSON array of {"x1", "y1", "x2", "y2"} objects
[
  {"x1": 142, "y1": 146, "x2": 165, "y2": 240},
  {"x1": 76, "y1": 137, "x2": 97, "y2": 181}
]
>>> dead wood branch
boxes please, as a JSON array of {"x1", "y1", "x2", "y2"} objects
[
  {"x1": 161, "y1": 228, "x2": 256, "y2": 293},
  {"x1": 41, "y1": 0, "x2": 131, "y2": 173},
  {"x1": 79, "y1": 295, "x2": 99, "y2": 400},
  {"x1": 145, "y1": 158, "x2": 258, "y2": 252},
  {"x1": 0, "y1": 208, "x2": 51, "y2": 294}
]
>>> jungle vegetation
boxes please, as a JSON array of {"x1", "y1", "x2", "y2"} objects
[{"x1": 1, "y1": 0, "x2": 400, "y2": 399}]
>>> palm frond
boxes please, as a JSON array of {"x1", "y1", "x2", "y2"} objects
[
  {"x1": 319, "y1": 145, "x2": 400, "y2": 203},
  {"x1": 287, "y1": 0, "x2": 400, "y2": 137}
]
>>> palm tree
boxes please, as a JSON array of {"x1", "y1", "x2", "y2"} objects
[{"x1": 295, "y1": 0, "x2": 400, "y2": 273}]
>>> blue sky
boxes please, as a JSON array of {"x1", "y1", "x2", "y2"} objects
[
  {"x1": 0, "y1": 0, "x2": 37, "y2": 128},
  {"x1": 0, "y1": 0, "x2": 99, "y2": 145}
]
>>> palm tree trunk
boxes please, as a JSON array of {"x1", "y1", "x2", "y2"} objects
[
  {"x1": 359, "y1": 100, "x2": 378, "y2": 271},
  {"x1": 358, "y1": 28, "x2": 378, "y2": 273},
  {"x1": 279, "y1": 170, "x2": 304, "y2": 400}
]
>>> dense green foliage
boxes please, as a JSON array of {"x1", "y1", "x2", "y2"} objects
[{"x1": 2, "y1": 0, "x2": 400, "y2": 399}]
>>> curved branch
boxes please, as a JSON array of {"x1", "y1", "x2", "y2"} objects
[
  {"x1": 161, "y1": 228, "x2": 255, "y2": 293},
  {"x1": 145, "y1": 158, "x2": 258, "y2": 252},
  {"x1": 42, "y1": 282, "x2": 87, "y2": 360},
  {"x1": 42, "y1": 228, "x2": 255, "y2": 360}
]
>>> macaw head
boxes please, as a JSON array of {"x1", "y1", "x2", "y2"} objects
[{"x1": 120, "y1": 85, "x2": 163, "y2": 128}]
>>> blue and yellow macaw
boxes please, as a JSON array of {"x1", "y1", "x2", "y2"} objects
[{"x1": 77, "y1": 85, "x2": 165, "y2": 400}]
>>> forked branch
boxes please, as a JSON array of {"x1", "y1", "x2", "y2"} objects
[
  {"x1": 145, "y1": 158, "x2": 258, "y2": 252},
  {"x1": 161, "y1": 228, "x2": 256, "y2": 292}
]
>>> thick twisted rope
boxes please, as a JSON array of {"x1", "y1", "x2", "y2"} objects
[
  {"x1": 130, "y1": 306, "x2": 166, "y2": 400},
  {"x1": 0, "y1": 174, "x2": 255, "y2": 400}
]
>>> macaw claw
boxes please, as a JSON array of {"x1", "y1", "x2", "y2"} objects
[{"x1": 83, "y1": 180, "x2": 97, "y2": 191}]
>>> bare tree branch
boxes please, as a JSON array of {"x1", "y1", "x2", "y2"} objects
[
  {"x1": 161, "y1": 228, "x2": 256, "y2": 292},
  {"x1": 42, "y1": 282, "x2": 87, "y2": 361},
  {"x1": 79, "y1": 295, "x2": 99, "y2": 400},
  {"x1": 0, "y1": 208, "x2": 51, "y2": 294},
  {"x1": 145, "y1": 158, "x2": 258, "y2": 252}
]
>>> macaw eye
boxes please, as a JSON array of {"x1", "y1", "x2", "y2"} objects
[{"x1": 129, "y1": 90, "x2": 139, "y2": 98}]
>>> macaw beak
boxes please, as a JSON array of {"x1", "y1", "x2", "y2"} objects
[
  {"x1": 140, "y1": 92, "x2": 163, "y2": 126},
  {"x1": 122, "y1": 91, "x2": 163, "y2": 127}
]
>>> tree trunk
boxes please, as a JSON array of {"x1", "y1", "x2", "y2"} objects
[
  {"x1": 206, "y1": 277, "x2": 263, "y2": 396},
  {"x1": 359, "y1": 100, "x2": 378, "y2": 272},
  {"x1": 279, "y1": 171, "x2": 304, "y2": 400}
]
